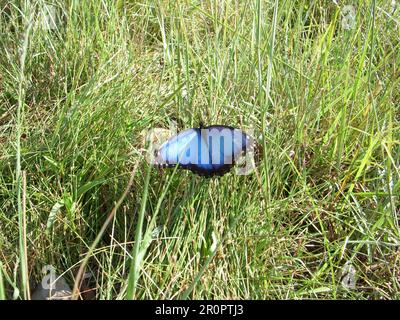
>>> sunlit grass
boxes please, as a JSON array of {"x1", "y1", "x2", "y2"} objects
[{"x1": 0, "y1": 0, "x2": 399, "y2": 299}]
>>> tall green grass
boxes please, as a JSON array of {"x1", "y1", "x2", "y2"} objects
[{"x1": 0, "y1": 0, "x2": 399, "y2": 299}]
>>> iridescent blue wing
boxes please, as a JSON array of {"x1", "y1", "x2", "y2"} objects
[
  {"x1": 231, "y1": 128, "x2": 254, "y2": 160},
  {"x1": 154, "y1": 128, "x2": 200, "y2": 167},
  {"x1": 191, "y1": 125, "x2": 246, "y2": 176},
  {"x1": 203, "y1": 125, "x2": 253, "y2": 166},
  {"x1": 154, "y1": 125, "x2": 256, "y2": 177}
]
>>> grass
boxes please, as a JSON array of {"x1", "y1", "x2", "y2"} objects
[{"x1": 0, "y1": 0, "x2": 399, "y2": 299}]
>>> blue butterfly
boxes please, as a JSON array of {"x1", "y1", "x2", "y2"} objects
[{"x1": 153, "y1": 125, "x2": 256, "y2": 177}]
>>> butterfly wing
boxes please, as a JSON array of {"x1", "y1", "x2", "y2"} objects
[
  {"x1": 155, "y1": 125, "x2": 256, "y2": 177},
  {"x1": 191, "y1": 126, "x2": 236, "y2": 175},
  {"x1": 231, "y1": 128, "x2": 254, "y2": 161},
  {"x1": 201, "y1": 125, "x2": 249, "y2": 162},
  {"x1": 155, "y1": 128, "x2": 199, "y2": 167},
  {"x1": 205, "y1": 126, "x2": 254, "y2": 175}
]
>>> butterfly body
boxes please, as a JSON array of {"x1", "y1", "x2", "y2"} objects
[{"x1": 154, "y1": 125, "x2": 255, "y2": 177}]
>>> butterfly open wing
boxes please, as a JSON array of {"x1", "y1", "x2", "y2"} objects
[
  {"x1": 155, "y1": 128, "x2": 199, "y2": 167},
  {"x1": 154, "y1": 125, "x2": 256, "y2": 177}
]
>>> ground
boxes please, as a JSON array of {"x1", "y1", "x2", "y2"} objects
[{"x1": 0, "y1": 0, "x2": 399, "y2": 299}]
